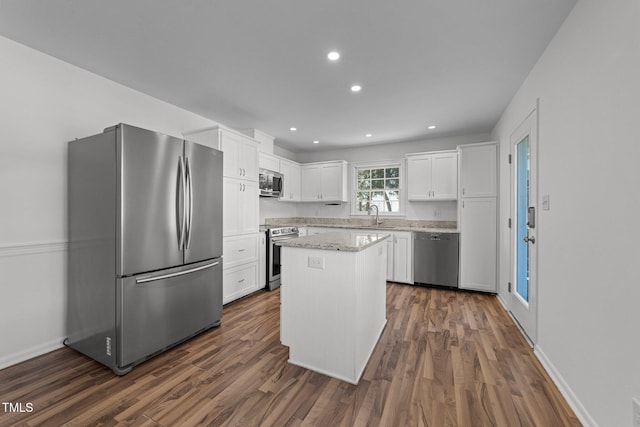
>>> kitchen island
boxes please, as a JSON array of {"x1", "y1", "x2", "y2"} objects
[{"x1": 278, "y1": 231, "x2": 390, "y2": 384}]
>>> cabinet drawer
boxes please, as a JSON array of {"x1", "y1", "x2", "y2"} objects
[
  {"x1": 223, "y1": 262, "x2": 258, "y2": 304},
  {"x1": 223, "y1": 235, "x2": 258, "y2": 268}
]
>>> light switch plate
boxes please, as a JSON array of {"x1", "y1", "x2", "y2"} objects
[{"x1": 542, "y1": 194, "x2": 550, "y2": 210}]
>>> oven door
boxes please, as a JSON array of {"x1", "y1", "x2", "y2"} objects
[{"x1": 268, "y1": 236, "x2": 296, "y2": 290}]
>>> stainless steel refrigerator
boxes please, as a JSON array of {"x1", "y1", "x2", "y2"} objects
[{"x1": 67, "y1": 123, "x2": 223, "y2": 375}]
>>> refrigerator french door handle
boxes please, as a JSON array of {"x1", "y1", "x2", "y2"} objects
[
  {"x1": 136, "y1": 261, "x2": 220, "y2": 284},
  {"x1": 177, "y1": 156, "x2": 187, "y2": 251},
  {"x1": 185, "y1": 156, "x2": 193, "y2": 249}
]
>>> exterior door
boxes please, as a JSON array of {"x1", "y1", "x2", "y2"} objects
[
  {"x1": 118, "y1": 124, "x2": 185, "y2": 276},
  {"x1": 510, "y1": 108, "x2": 538, "y2": 343},
  {"x1": 183, "y1": 140, "x2": 223, "y2": 264}
]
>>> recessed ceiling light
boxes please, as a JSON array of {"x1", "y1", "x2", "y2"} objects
[
  {"x1": 365, "y1": 133, "x2": 372, "y2": 138},
  {"x1": 428, "y1": 125, "x2": 436, "y2": 129},
  {"x1": 290, "y1": 127, "x2": 297, "y2": 131},
  {"x1": 313, "y1": 140, "x2": 319, "y2": 144},
  {"x1": 351, "y1": 85, "x2": 362, "y2": 92},
  {"x1": 327, "y1": 51, "x2": 340, "y2": 61}
]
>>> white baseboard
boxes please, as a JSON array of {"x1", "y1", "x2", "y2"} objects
[
  {"x1": 496, "y1": 292, "x2": 509, "y2": 311},
  {"x1": 0, "y1": 338, "x2": 65, "y2": 371},
  {"x1": 534, "y1": 345, "x2": 598, "y2": 427}
]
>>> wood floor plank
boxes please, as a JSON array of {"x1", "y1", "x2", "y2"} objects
[{"x1": 0, "y1": 285, "x2": 581, "y2": 427}]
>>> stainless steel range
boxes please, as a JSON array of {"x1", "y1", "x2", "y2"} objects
[{"x1": 266, "y1": 226, "x2": 299, "y2": 290}]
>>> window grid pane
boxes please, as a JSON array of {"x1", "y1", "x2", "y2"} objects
[{"x1": 355, "y1": 166, "x2": 401, "y2": 213}]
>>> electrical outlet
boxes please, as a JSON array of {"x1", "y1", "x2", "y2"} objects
[
  {"x1": 308, "y1": 256, "x2": 324, "y2": 270},
  {"x1": 633, "y1": 397, "x2": 640, "y2": 427}
]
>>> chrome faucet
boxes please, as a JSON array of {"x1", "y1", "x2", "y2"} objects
[{"x1": 367, "y1": 204, "x2": 381, "y2": 226}]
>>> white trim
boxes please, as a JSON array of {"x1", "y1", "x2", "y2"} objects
[
  {"x1": 534, "y1": 345, "x2": 598, "y2": 427},
  {"x1": 0, "y1": 338, "x2": 65, "y2": 371},
  {"x1": 0, "y1": 241, "x2": 68, "y2": 257}
]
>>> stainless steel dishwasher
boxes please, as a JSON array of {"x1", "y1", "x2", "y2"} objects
[{"x1": 413, "y1": 232, "x2": 459, "y2": 288}]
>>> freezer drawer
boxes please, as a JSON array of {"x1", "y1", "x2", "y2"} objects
[{"x1": 117, "y1": 259, "x2": 222, "y2": 369}]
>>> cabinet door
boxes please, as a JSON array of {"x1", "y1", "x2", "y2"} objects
[
  {"x1": 280, "y1": 160, "x2": 301, "y2": 201},
  {"x1": 258, "y1": 233, "x2": 266, "y2": 288},
  {"x1": 223, "y1": 262, "x2": 258, "y2": 304},
  {"x1": 386, "y1": 237, "x2": 394, "y2": 281},
  {"x1": 240, "y1": 180, "x2": 259, "y2": 234},
  {"x1": 259, "y1": 152, "x2": 280, "y2": 172},
  {"x1": 301, "y1": 165, "x2": 322, "y2": 201},
  {"x1": 393, "y1": 232, "x2": 413, "y2": 284},
  {"x1": 223, "y1": 178, "x2": 241, "y2": 236},
  {"x1": 320, "y1": 163, "x2": 343, "y2": 201},
  {"x1": 460, "y1": 143, "x2": 497, "y2": 197},
  {"x1": 432, "y1": 152, "x2": 458, "y2": 200},
  {"x1": 223, "y1": 234, "x2": 259, "y2": 269},
  {"x1": 220, "y1": 131, "x2": 240, "y2": 179},
  {"x1": 407, "y1": 156, "x2": 433, "y2": 200},
  {"x1": 459, "y1": 198, "x2": 496, "y2": 292},
  {"x1": 239, "y1": 139, "x2": 258, "y2": 181}
]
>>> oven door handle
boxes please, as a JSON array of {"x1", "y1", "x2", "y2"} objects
[{"x1": 270, "y1": 236, "x2": 298, "y2": 242}]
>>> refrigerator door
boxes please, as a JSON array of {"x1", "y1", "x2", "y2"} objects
[
  {"x1": 117, "y1": 258, "x2": 222, "y2": 368},
  {"x1": 183, "y1": 140, "x2": 223, "y2": 264},
  {"x1": 118, "y1": 124, "x2": 185, "y2": 276}
]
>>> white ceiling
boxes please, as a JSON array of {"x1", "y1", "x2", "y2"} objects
[{"x1": 0, "y1": 0, "x2": 576, "y2": 152}]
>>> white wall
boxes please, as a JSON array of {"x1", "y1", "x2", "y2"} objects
[
  {"x1": 491, "y1": 1, "x2": 640, "y2": 426},
  {"x1": 0, "y1": 36, "x2": 221, "y2": 369},
  {"x1": 281, "y1": 133, "x2": 490, "y2": 221}
]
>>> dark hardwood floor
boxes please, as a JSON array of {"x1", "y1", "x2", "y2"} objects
[{"x1": 0, "y1": 283, "x2": 580, "y2": 426}]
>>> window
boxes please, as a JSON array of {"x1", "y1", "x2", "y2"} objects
[{"x1": 354, "y1": 164, "x2": 401, "y2": 214}]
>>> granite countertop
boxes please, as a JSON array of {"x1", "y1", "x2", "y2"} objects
[
  {"x1": 265, "y1": 217, "x2": 459, "y2": 233},
  {"x1": 277, "y1": 231, "x2": 391, "y2": 252},
  {"x1": 296, "y1": 223, "x2": 458, "y2": 233}
]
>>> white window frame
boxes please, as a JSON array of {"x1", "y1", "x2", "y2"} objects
[{"x1": 350, "y1": 160, "x2": 406, "y2": 217}]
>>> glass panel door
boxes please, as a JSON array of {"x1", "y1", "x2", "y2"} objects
[
  {"x1": 516, "y1": 136, "x2": 530, "y2": 304},
  {"x1": 510, "y1": 107, "x2": 538, "y2": 344}
]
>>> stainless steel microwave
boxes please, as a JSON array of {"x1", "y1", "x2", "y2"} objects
[{"x1": 259, "y1": 168, "x2": 283, "y2": 198}]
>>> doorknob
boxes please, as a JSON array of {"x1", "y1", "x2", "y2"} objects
[{"x1": 524, "y1": 235, "x2": 536, "y2": 244}]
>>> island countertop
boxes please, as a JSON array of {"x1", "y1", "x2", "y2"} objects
[{"x1": 277, "y1": 230, "x2": 390, "y2": 252}]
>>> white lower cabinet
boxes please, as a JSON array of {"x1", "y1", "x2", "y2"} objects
[
  {"x1": 223, "y1": 262, "x2": 259, "y2": 304},
  {"x1": 386, "y1": 238, "x2": 394, "y2": 281},
  {"x1": 459, "y1": 198, "x2": 497, "y2": 292},
  {"x1": 222, "y1": 233, "x2": 261, "y2": 304},
  {"x1": 258, "y1": 232, "x2": 266, "y2": 289},
  {"x1": 389, "y1": 232, "x2": 413, "y2": 284}
]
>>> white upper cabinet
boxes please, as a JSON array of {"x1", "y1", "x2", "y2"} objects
[
  {"x1": 280, "y1": 159, "x2": 301, "y2": 201},
  {"x1": 406, "y1": 151, "x2": 458, "y2": 201},
  {"x1": 459, "y1": 142, "x2": 497, "y2": 198},
  {"x1": 223, "y1": 178, "x2": 259, "y2": 236},
  {"x1": 183, "y1": 126, "x2": 258, "y2": 182},
  {"x1": 300, "y1": 161, "x2": 348, "y2": 202},
  {"x1": 221, "y1": 131, "x2": 258, "y2": 181},
  {"x1": 259, "y1": 152, "x2": 280, "y2": 172}
]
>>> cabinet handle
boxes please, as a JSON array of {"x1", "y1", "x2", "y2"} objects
[
  {"x1": 238, "y1": 278, "x2": 245, "y2": 283},
  {"x1": 239, "y1": 183, "x2": 243, "y2": 191},
  {"x1": 239, "y1": 167, "x2": 242, "y2": 176},
  {"x1": 243, "y1": 184, "x2": 246, "y2": 191},
  {"x1": 238, "y1": 248, "x2": 245, "y2": 252},
  {"x1": 462, "y1": 188, "x2": 465, "y2": 195}
]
